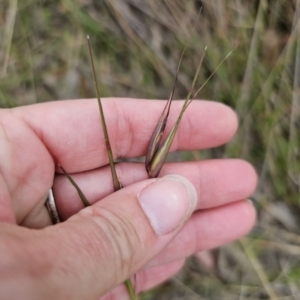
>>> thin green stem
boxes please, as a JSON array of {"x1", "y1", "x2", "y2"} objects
[{"x1": 125, "y1": 278, "x2": 136, "y2": 300}]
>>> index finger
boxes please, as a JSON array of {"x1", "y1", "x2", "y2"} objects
[{"x1": 14, "y1": 98, "x2": 238, "y2": 172}]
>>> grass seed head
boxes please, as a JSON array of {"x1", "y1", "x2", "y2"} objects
[
  {"x1": 145, "y1": 49, "x2": 186, "y2": 173},
  {"x1": 146, "y1": 47, "x2": 207, "y2": 178}
]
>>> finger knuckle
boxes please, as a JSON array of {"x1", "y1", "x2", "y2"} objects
[{"x1": 88, "y1": 205, "x2": 142, "y2": 278}]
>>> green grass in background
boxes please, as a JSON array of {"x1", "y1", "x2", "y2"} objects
[{"x1": 1, "y1": 0, "x2": 300, "y2": 298}]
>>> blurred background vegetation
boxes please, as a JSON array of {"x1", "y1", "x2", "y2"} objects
[{"x1": 1, "y1": 0, "x2": 300, "y2": 299}]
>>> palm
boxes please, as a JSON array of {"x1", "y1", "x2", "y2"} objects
[{"x1": 0, "y1": 109, "x2": 53, "y2": 226}]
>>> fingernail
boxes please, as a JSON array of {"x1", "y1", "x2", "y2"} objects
[{"x1": 138, "y1": 175, "x2": 198, "y2": 235}]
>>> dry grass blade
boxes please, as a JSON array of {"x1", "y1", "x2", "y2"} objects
[
  {"x1": 58, "y1": 164, "x2": 91, "y2": 207},
  {"x1": 145, "y1": 48, "x2": 186, "y2": 172},
  {"x1": 147, "y1": 47, "x2": 207, "y2": 178},
  {"x1": 240, "y1": 238, "x2": 279, "y2": 300},
  {"x1": 1, "y1": 0, "x2": 18, "y2": 78},
  {"x1": 87, "y1": 36, "x2": 121, "y2": 191}
]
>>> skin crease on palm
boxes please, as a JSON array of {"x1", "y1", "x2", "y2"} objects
[{"x1": 0, "y1": 98, "x2": 257, "y2": 299}]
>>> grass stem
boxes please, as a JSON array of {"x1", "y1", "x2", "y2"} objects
[
  {"x1": 87, "y1": 36, "x2": 135, "y2": 300},
  {"x1": 87, "y1": 36, "x2": 121, "y2": 191}
]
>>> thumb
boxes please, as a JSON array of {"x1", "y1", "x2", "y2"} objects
[{"x1": 0, "y1": 175, "x2": 197, "y2": 299}]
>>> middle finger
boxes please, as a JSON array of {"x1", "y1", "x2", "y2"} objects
[{"x1": 53, "y1": 159, "x2": 257, "y2": 220}]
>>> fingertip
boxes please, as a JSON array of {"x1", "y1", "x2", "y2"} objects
[
  {"x1": 190, "y1": 100, "x2": 239, "y2": 146},
  {"x1": 233, "y1": 158, "x2": 258, "y2": 185},
  {"x1": 244, "y1": 198, "x2": 257, "y2": 230},
  {"x1": 245, "y1": 160, "x2": 258, "y2": 189},
  {"x1": 210, "y1": 102, "x2": 239, "y2": 142}
]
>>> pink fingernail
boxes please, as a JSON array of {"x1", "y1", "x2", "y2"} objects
[{"x1": 138, "y1": 175, "x2": 197, "y2": 235}]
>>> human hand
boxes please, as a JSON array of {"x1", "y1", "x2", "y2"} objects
[{"x1": 0, "y1": 98, "x2": 257, "y2": 299}]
